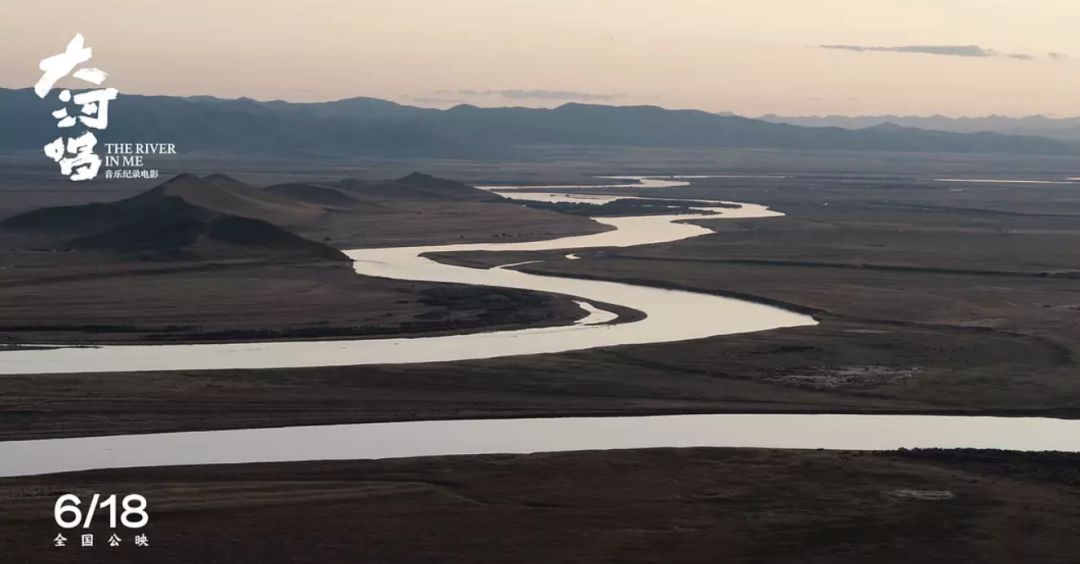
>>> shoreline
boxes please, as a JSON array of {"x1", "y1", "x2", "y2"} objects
[
  {"x1": 3, "y1": 406, "x2": 1078, "y2": 444},
  {"x1": 2, "y1": 447, "x2": 1077, "y2": 563},
  {"x1": 0, "y1": 193, "x2": 815, "y2": 375}
]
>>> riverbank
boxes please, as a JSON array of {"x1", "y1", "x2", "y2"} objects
[
  {"x1": 0, "y1": 174, "x2": 612, "y2": 346},
  {"x1": 2, "y1": 447, "x2": 1077, "y2": 563},
  {"x1": 0, "y1": 259, "x2": 594, "y2": 345},
  {"x1": 0, "y1": 196, "x2": 813, "y2": 374},
  {"x1": 2, "y1": 175, "x2": 1079, "y2": 438}
]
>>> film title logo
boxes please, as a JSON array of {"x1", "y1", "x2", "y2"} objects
[{"x1": 36, "y1": 33, "x2": 174, "y2": 182}]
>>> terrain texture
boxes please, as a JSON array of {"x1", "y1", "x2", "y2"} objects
[
  {"x1": 3, "y1": 172, "x2": 1079, "y2": 439},
  {"x1": 1, "y1": 448, "x2": 1077, "y2": 563},
  {"x1": 0, "y1": 173, "x2": 603, "y2": 345}
]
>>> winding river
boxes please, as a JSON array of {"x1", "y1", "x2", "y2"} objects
[
  {"x1": 0, "y1": 178, "x2": 815, "y2": 375},
  {"x1": 2, "y1": 176, "x2": 1076, "y2": 478}
]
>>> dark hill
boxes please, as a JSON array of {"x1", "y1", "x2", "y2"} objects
[
  {"x1": 334, "y1": 174, "x2": 504, "y2": 202},
  {"x1": 70, "y1": 213, "x2": 344, "y2": 261},
  {"x1": 1, "y1": 174, "x2": 347, "y2": 261},
  {"x1": 136, "y1": 173, "x2": 326, "y2": 226},
  {"x1": 397, "y1": 173, "x2": 505, "y2": 201},
  {"x1": 1, "y1": 202, "x2": 129, "y2": 234},
  {"x1": 264, "y1": 183, "x2": 367, "y2": 209},
  {"x1": 262, "y1": 173, "x2": 501, "y2": 206}
]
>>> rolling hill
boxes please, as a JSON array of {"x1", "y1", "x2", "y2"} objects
[
  {"x1": 332, "y1": 173, "x2": 505, "y2": 202},
  {"x1": 1, "y1": 174, "x2": 346, "y2": 261},
  {"x1": 0, "y1": 172, "x2": 535, "y2": 259},
  {"x1": 264, "y1": 183, "x2": 366, "y2": 209}
]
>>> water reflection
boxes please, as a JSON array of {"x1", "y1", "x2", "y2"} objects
[
  {"x1": 0, "y1": 178, "x2": 814, "y2": 375},
  {"x1": 2, "y1": 414, "x2": 1076, "y2": 478}
]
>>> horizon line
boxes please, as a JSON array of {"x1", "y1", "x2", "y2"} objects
[{"x1": 2, "y1": 84, "x2": 1077, "y2": 121}]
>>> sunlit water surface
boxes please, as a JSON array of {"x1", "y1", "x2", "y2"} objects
[
  {"x1": 0, "y1": 177, "x2": 814, "y2": 375},
  {"x1": 2, "y1": 414, "x2": 1078, "y2": 477}
]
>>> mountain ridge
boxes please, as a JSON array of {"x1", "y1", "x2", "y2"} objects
[
  {"x1": 758, "y1": 113, "x2": 1080, "y2": 141},
  {"x1": 0, "y1": 87, "x2": 1074, "y2": 157}
]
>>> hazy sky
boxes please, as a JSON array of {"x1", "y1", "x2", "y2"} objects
[{"x1": 2, "y1": 0, "x2": 1078, "y2": 116}]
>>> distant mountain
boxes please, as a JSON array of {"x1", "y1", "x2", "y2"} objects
[
  {"x1": 758, "y1": 113, "x2": 1080, "y2": 141},
  {"x1": 1, "y1": 87, "x2": 1074, "y2": 157},
  {"x1": 2, "y1": 174, "x2": 347, "y2": 261}
]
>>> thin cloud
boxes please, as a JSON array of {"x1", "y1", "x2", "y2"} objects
[
  {"x1": 438, "y1": 89, "x2": 623, "y2": 102},
  {"x1": 819, "y1": 44, "x2": 1043, "y2": 60},
  {"x1": 500, "y1": 89, "x2": 623, "y2": 101},
  {"x1": 408, "y1": 96, "x2": 466, "y2": 105}
]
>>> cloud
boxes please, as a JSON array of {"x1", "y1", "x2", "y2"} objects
[
  {"x1": 499, "y1": 89, "x2": 623, "y2": 101},
  {"x1": 437, "y1": 89, "x2": 623, "y2": 102},
  {"x1": 407, "y1": 96, "x2": 466, "y2": 105},
  {"x1": 819, "y1": 44, "x2": 1044, "y2": 60},
  {"x1": 1049, "y1": 52, "x2": 1071, "y2": 61}
]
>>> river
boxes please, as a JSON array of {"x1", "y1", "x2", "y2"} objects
[
  {"x1": 1, "y1": 176, "x2": 1070, "y2": 478},
  {"x1": 0, "y1": 177, "x2": 815, "y2": 375},
  {"x1": 2, "y1": 414, "x2": 1079, "y2": 478}
]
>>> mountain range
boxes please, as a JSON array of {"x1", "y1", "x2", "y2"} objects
[
  {"x1": 758, "y1": 114, "x2": 1080, "y2": 141},
  {"x1": 1, "y1": 87, "x2": 1074, "y2": 158}
]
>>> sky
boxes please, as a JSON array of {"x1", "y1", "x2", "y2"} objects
[{"x1": 2, "y1": 0, "x2": 1078, "y2": 117}]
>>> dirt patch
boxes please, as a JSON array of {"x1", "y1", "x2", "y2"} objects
[
  {"x1": 770, "y1": 365, "x2": 920, "y2": 390},
  {"x1": 886, "y1": 488, "x2": 956, "y2": 500}
]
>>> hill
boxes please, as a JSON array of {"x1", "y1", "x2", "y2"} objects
[
  {"x1": 0, "y1": 88, "x2": 1073, "y2": 157},
  {"x1": 332, "y1": 173, "x2": 505, "y2": 202},
  {"x1": 0, "y1": 172, "x2": 602, "y2": 345},
  {"x1": 1, "y1": 171, "x2": 609, "y2": 251},
  {"x1": 264, "y1": 183, "x2": 366, "y2": 209},
  {"x1": 1, "y1": 174, "x2": 346, "y2": 261}
]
